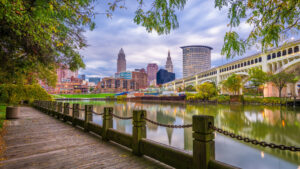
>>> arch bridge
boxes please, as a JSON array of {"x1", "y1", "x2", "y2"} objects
[{"x1": 163, "y1": 40, "x2": 300, "y2": 97}]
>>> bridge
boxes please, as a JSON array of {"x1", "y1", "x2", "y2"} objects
[{"x1": 163, "y1": 40, "x2": 300, "y2": 97}]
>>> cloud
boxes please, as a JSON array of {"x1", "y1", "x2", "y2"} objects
[{"x1": 78, "y1": 0, "x2": 257, "y2": 79}]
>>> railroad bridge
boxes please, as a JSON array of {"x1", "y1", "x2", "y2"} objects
[{"x1": 163, "y1": 40, "x2": 300, "y2": 97}]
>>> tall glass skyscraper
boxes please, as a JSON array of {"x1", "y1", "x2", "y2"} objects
[{"x1": 180, "y1": 45, "x2": 212, "y2": 77}]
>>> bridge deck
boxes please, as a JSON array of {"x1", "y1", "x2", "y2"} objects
[{"x1": 0, "y1": 107, "x2": 171, "y2": 169}]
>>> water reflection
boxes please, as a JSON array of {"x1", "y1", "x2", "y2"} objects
[{"x1": 64, "y1": 101, "x2": 300, "y2": 169}]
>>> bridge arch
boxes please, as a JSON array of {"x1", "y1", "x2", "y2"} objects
[{"x1": 275, "y1": 57, "x2": 300, "y2": 74}]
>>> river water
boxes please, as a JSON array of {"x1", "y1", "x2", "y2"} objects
[{"x1": 62, "y1": 100, "x2": 300, "y2": 169}]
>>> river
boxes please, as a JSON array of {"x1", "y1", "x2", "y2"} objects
[{"x1": 61, "y1": 100, "x2": 300, "y2": 169}]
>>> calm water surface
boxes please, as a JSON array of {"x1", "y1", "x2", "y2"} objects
[{"x1": 64, "y1": 100, "x2": 300, "y2": 169}]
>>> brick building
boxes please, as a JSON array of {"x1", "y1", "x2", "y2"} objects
[
  {"x1": 96, "y1": 77, "x2": 137, "y2": 93},
  {"x1": 132, "y1": 69, "x2": 148, "y2": 89}
]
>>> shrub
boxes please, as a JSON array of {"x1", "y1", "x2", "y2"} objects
[
  {"x1": 117, "y1": 95, "x2": 127, "y2": 100},
  {"x1": 0, "y1": 84, "x2": 52, "y2": 104}
]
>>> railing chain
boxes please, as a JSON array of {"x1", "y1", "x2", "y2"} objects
[
  {"x1": 210, "y1": 124, "x2": 300, "y2": 152},
  {"x1": 143, "y1": 117, "x2": 192, "y2": 128},
  {"x1": 110, "y1": 113, "x2": 132, "y2": 120},
  {"x1": 91, "y1": 110, "x2": 104, "y2": 115}
]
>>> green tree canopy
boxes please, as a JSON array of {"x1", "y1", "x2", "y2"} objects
[
  {"x1": 248, "y1": 67, "x2": 268, "y2": 95},
  {"x1": 196, "y1": 82, "x2": 217, "y2": 100},
  {"x1": 215, "y1": 0, "x2": 300, "y2": 58},
  {"x1": 269, "y1": 71, "x2": 296, "y2": 100},
  {"x1": 222, "y1": 73, "x2": 242, "y2": 95},
  {"x1": 185, "y1": 85, "x2": 196, "y2": 92}
]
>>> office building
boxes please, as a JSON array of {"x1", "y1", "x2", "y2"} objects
[
  {"x1": 117, "y1": 48, "x2": 126, "y2": 73},
  {"x1": 156, "y1": 69, "x2": 175, "y2": 85},
  {"x1": 181, "y1": 45, "x2": 212, "y2": 77},
  {"x1": 147, "y1": 63, "x2": 158, "y2": 85},
  {"x1": 165, "y1": 50, "x2": 173, "y2": 73}
]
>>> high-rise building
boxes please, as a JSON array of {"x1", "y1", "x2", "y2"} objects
[
  {"x1": 181, "y1": 45, "x2": 212, "y2": 77},
  {"x1": 156, "y1": 69, "x2": 175, "y2": 85},
  {"x1": 165, "y1": 50, "x2": 173, "y2": 73},
  {"x1": 117, "y1": 48, "x2": 126, "y2": 73},
  {"x1": 132, "y1": 69, "x2": 148, "y2": 89},
  {"x1": 147, "y1": 63, "x2": 158, "y2": 85}
]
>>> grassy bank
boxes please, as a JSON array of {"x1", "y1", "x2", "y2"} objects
[
  {"x1": 52, "y1": 93, "x2": 115, "y2": 99},
  {"x1": 0, "y1": 105, "x2": 6, "y2": 130}
]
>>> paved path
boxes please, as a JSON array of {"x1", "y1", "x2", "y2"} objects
[{"x1": 0, "y1": 107, "x2": 171, "y2": 169}]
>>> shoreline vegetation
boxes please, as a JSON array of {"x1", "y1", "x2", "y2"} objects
[
  {"x1": 0, "y1": 105, "x2": 6, "y2": 130},
  {"x1": 55, "y1": 94, "x2": 297, "y2": 106},
  {"x1": 52, "y1": 93, "x2": 115, "y2": 99}
]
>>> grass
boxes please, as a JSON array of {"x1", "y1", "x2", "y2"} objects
[
  {"x1": 52, "y1": 93, "x2": 115, "y2": 99},
  {"x1": 0, "y1": 104, "x2": 6, "y2": 130}
]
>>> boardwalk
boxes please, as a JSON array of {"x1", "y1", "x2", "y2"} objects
[{"x1": 0, "y1": 107, "x2": 172, "y2": 169}]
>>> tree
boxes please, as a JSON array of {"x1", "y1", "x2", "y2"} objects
[
  {"x1": 185, "y1": 85, "x2": 196, "y2": 92},
  {"x1": 196, "y1": 82, "x2": 217, "y2": 100},
  {"x1": 222, "y1": 74, "x2": 242, "y2": 95},
  {"x1": 269, "y1": 71, "x2": 296, "y2": 103},
  {"x1": 215, "y1": 0, "x2": 300, "y2": 59},
  {"x1": 248, "y1": 67, "x2": 268, "y2": 96}
]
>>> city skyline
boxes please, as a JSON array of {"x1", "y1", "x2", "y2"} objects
[{"x1": 78, "y1": 0, "x2": 298, "y2": 79}]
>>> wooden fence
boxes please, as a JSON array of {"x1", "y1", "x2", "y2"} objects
[{"x1": 33, "y1": 100, "x2": 239, "y2": 169}]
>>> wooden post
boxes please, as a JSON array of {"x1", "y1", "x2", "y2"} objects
[
  {"x1": 51, "y1": 101, "x2": 56, "y2": 116},
  {"x1": 84, "y1": 105, "x2": 93, "y2": 132},
  {"x1": 63, "y1": 103, "x2": 69, "y2": 122},
  {"x1": 57, "y1": 102, "x2": 63, "y2": 119},
  {"x1": 193, "y1": 115, "x2": 215, "y2": 169},
  {"x1": 102, "y1": 107, "x2": 113, "y2": 141},
  {"x1": 132, "y1": 110, "x2": 146, "y2": 156},
  {"x1": 72, "y1": 104, "x2": 79, "y2": 126}
]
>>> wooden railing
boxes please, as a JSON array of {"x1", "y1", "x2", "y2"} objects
[{"x1": 33, "y1": 100, "x2": 239, "y2": 169}]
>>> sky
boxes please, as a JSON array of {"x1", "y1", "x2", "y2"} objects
[{"x1": 77, "y1": 0, "x2": 279, "y2": 79}]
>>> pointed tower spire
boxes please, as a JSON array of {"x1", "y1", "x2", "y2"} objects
[
  {"x1": 165, "y1": 50, "x2": 173, "y2": 73},
  {"x1": 117, "y1": 48, "x2": 126, "y2": 73}
]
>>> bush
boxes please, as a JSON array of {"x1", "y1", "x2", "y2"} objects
[
  {"x1": 117, "y1": 95, "x2": 127, "y2": 100},
  {"x1": 0, "y1": 84, "x2": 52, "y2": 104}
]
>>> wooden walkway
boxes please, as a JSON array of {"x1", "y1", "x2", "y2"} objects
[{"x1": 0, "y1": 107, "x2": 172, "y2": 169}]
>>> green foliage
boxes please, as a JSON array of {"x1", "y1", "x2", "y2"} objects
[
  {"x1": 184, "y1": 85, "x2": 196, "y2": 92},
  {"x1": 0, "y1": 104, "x2": 5, "y2": 130},
  {"x1": 117, "y1": 95, "x2": 127, "y2": 100},
  {"x1": 0, "y1": 0, "x2": 95, "y2": 85},
  {"x1": 195, "y1": 82, "x2": 218, "y2": 100},
  {"x1": 221, "y1": 74, "x2": 242, "y2": 95},
  {"x1": 209, "y1": 95, "x2": 230, "y2": 103},
  {"x1": 269, "y1": 72, "x2": 296, "y2": 98},
  {"x1": 0, "y1": 84, "x2": 52, "y2": 104},
  {"x1": 244, "y1": 96, "x2": 287, "y2": 105},
  {"x1": 248, "y1": 67, "x2": 268, "y2": 87},
  {"x1": 215, "y1": 0, "x2": 300, "y2": 58}
]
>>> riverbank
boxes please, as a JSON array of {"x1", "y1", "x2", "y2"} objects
[{"x1": 52, "y1": 93, "x2": 115, "y2": 99}]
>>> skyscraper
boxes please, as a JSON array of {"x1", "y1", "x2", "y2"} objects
[
  {"x1": 165, "y1": 50, "x2": 173, "y2": 73},
  {"x1": 181, "y1": 45, "x2": 212, "y2": 77},
  {"x1": 117, "y1": 48, "x2": 126, "y2": 73},
  {"x1": 156, "y1": 69, "x2": 175, "y2": 85},
  {"x1": 147, "y1": 63, "x2": 158, "y2": 85}
]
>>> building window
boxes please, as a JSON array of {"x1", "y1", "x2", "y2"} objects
[
  {"x1": 288, "y1": 48, "x2": 293, "y2": 54},
  {"x1": 294, "y1": 46, "x2": 299, "y2": 53},
  {"x1": 115, "y1": 80, "x2": 120, "y2": 88},
  {"x1": 247, "y1": 61, "x2": 250, "y2": 65},
  {"x1": 277, "y1": 51, "x2": 281, "y2": 57},
  {"x1": 235, "y1": 65, "x2": 237, "y2": 69},
  {"x1": 232, "y1": 65, "x2": 234, "y2": 69},
  {"x1": 272, "y1": 53, "x2": 276, "y2": 59},
  {"x1": 241, "y1": 63, "x2": 244, "y2": 67},
  {"x1": 255, "y1": 58, "x2": 258, "y2": 63},
  {"x1": 267, "y1": 54, "x2": 271, "y2": 60},
  {"x1": 123, "y1": 81, "x2": 127, "y2": 89},
  {"x1": 238, "y1": 64, "x2": 240, "y2": 68},
  {"x1": 259, "y1": 57, "x2": 262, "y2": 62},
  {"x1": 244, "y1": 62, "x2": 247, "y2": 66},
  {"x1": 282, "y1": 50, "x2": 287, "y2": 56}
]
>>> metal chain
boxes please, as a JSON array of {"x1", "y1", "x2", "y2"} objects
[
  {"x1": 91, "y1": 110, "x2": 104, "y2": 115},
  {"x1": 210, "y1": 124, "x2": 300, "y2": 152},
  {"x1": 110, "y1": 113, "x2": 133, "y2": 120},
  {"x1": 143, "y1": 118, "x2": 192, "y2": 128}
]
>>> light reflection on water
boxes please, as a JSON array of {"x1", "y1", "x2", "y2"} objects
[{"x1": 64, "y1": 100, "x2": 300, "y2": 169}]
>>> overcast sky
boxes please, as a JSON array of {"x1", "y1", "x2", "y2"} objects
[{"x1": 78, "y1": 0, "x2": 293, "y2": 79}]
